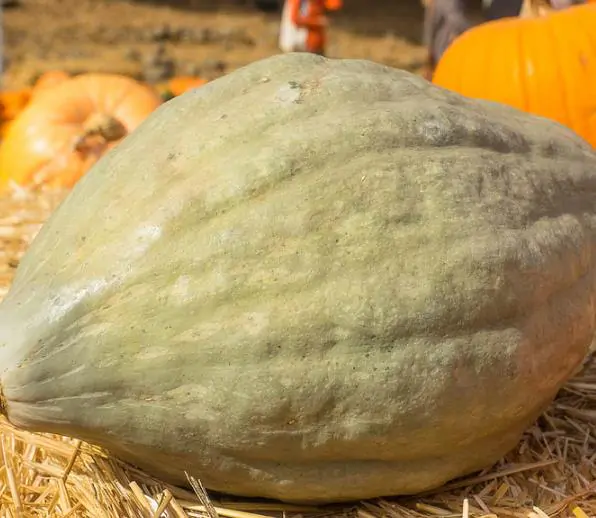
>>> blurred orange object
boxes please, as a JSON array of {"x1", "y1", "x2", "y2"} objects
[
  {"x1": 155, "y1": 76, "x2": 208, "y2": 101},
  {"x1": 167, "y1": 76, "x2": 207, "y2": 96},
  {"x1": 432, "y1": 0, "x2": 596, "y2": 147},
  {"x1": 325, "y1": 0, "x2": 343, "y2": 10},
  {"x1": 285, "y1": 0, "x2": 329, "y2": 54},
  {"x1": 281, "y1": 0, "x2": 344, "y2": 54},
  {"x1": 0, "y1": 73, "x2": 162, "y2": 192}
]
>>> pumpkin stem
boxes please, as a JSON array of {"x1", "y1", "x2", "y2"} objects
[
  {"x1": 519, "y1": 0, "x2": 554, "y2": 18},
  {"x1": 73, "y1": 113, "x2": 127, "y2": 152}
]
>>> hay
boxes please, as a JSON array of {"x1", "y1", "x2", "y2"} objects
[{"x1": 0, "y1": 186, "x2": 594, "y2": 518}]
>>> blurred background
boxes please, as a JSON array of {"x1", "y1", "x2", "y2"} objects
[
  {"x1": 0, "y1": 0, "x2": 593, "y2": 194},
  {"x1": 0, "y1": 0, "x2": 486, "y2": 89}
]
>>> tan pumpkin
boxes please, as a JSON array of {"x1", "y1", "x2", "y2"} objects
[{"x1": 0, "y1": 73, "x2": 162, "y2": 192}]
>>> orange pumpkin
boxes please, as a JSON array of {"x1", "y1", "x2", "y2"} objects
[
  {"x1": 0, "y1": 73, "x2": 162, "y2": 192},
  {"x1": 432, "y1": 0, "x2": 596, "y2": 146},
  {"x1": 156, "y1": 76, "x2": 207, "y2": 101},
  {"x1": 32, "y1": 70, "x2": 70, "y2": 95},
  {"x1": 167, "y1": 76, "x2": 207, "y2": 96}
]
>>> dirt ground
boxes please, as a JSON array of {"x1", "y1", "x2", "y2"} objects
[{"x1": 1, "y1": 0, "x2": 440, "y2": 90}]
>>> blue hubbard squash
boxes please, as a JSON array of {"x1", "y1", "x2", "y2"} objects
[{"x1": 0, "y1": 53, "x2": 595, "y2": 503}]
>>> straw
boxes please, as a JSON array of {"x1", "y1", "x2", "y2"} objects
[{"x1": 0, "y1": 185, "x2": 594, "y2": 518}]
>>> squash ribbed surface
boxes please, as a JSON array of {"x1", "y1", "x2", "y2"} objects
[{"x1": 1, "y1": 53, "x2": 596, "y2": 503}]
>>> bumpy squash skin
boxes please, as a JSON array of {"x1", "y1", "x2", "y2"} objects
[{"x1": 1, "y1": 53, "x2": 596, "y2": 503}]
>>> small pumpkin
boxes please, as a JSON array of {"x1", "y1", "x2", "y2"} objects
[
  {"x1": 0, "y1": 53, "x2": 595, "y2": 504},
  {"x1": 431, "y1": 0, "x2": 596, "y2": 146},
  {"x1": 0, "y1": 73, "x2": 162, "y2": 192},
  {"x1": 156, "y1": 75, "x2": 207, "y2": 101}
]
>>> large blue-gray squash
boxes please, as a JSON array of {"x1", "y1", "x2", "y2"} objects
[{"x1": 0, "y1": 52, "x2": 595, "y2": 504}]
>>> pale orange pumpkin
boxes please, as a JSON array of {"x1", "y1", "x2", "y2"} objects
[
  {"x1": 0, "y1": 73, "x2": 70, "y2": 139},
  {"x1": 432, "y1": 0, "x2": 596, "y2": 146},
  {"x1": 0, "y1": 73, "x2": 162, "y2": 191}
]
